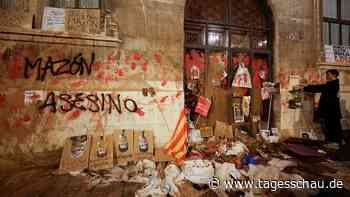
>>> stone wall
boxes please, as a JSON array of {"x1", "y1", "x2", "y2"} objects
[
  {"x1": 1, "y1": 0, "x2": 349, "y2": 164},
  {"x1": 0, "y1": 0, "x2": 185, "y2": 163}
]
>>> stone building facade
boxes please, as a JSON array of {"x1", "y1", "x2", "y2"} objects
[{"x1": 0, "y1": 0, "x2": 348, "y2": 162}]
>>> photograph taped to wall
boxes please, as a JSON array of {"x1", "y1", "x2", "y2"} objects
[
  {"x1": 233, "y1": 97, "x2": 244, "y2": 123},
  {"x1": 133, "y1": 130, "x2": 154, "y2": 160},
  {"x1": 113, "y1": 129, "x2": 134, "y2": 164},
  {"x1": 70, "y1": 135, "x2": 88, "y2": 159},
  {"x1": 89, "y1": 134, "x2": 114, "y2": 171},
  {"x1": 242, "y1": 96, "x2": 251, "y2": 118},
  {"x1": 58, "y1": 135, "x2": 91, "y2": 174},
  {"x1": 233, "y1": 104, "x2": 244, "y2": 123}
]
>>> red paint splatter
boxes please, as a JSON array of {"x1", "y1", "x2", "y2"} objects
[
  {"x1": 116, "y1": 68, "x2": 124, "y2": 76},
  {"x1": 22, "y1": 114, "x2": 31, "y2": 122},
  {"x1": 154, "y1": 52, "x2": 161, "y2": 63},
  {"x1": 233, "y1": 57, "x2": 239, "y2": 65},
  {"x1": 184, "y1": 49, "x2": 205, "y2": 79},
  {"x1": 141, "y1": 61, "x2": 148, "y2": 72},
  {"x1": 161, "y1": 80, "x2": 167, "y2": 87},
  {"x1": 124, "y1": 55, "x2": 130, "y2": 65},
  {"x1": 8, "y1": 54, "x2": 23, "y2": 80},
  {"x1": 92, "y1": 61, "x2": 103, "y2": 71},
  {"x1": 97, "y1": 71, "x2": 105, "y2": 80},
  {"x1": 252, "y1": 58, "x2": 269, "y2": 88},
  {"x1": 67, "y1": 110, "x2": 81, "y2": 120},
  {"x1": 223, "y1": 55, "x2": 228, "y2": 68},
  {"x1": 132, "y1": 52, "x2": 142, "y2": 61},
  {"x1": 136, "y1": 107, "x2": 145, "y2": 117},
  {"x1": 51, "y1": 79, "x2": 61, "y2": 85},
  {"x1": 0, "y1": 95, "x2": 6, "y2": 107},
  {"x1": 107, "y1": 52, "x2": 117, "y2": 64},
  {"x1": 131, "y1": 63, "x2": 137, "y2": 70},
  {"x1": 243, "y1": 55, "x2": 251, "y2": 65},
  {"x1": 71, "y1": 80, "x2": 85, "y2": 88},
  {"x1": 104, "y1": 74, "x2": 114, "y2": 81},
  {"x1": 10, "y1": 106, "x2": 19, "y2": 113},
  {"x1": 160, "y1": 96, "x2": 168, "y2": 103}
]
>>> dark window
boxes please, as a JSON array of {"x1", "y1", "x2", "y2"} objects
[
  {"x1": 0, "y1": 0, "x2": 16, "y2": 9},
  {"x1": 185, "y1": 0, "x2": 272, "y2": 49},
  {"x1": 48, "y1": 0, "x2": 100, "y2": 8},
  {"x1": 323, "y1": 0, "x2": 350, "y2": 46}
]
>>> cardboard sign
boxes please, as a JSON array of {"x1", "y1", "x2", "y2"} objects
[
  {"x1": 113, "y1": 129, "x2": 134, "y2": 165},
  {"x1": 89, "y1": 134, "x2": 114, "y2": 171},
  {"x1": 42, "y1": 7, "x2": 65, "y2": 31},
  {"x1": 58, "y1": 135, "x2": 91, "y2": 174},
  {"x1": 200, "y1": 127, "x2": 214, "y2": 138},
  {"x1": 133, "y1": 130, "x2": 155, "y2": 160},
  {"x1": 214, "y1": 121, "x2": 233, "y2": 138},
  {"x1": 195, "y1": 96, "x2": 211, "y2": 117}
]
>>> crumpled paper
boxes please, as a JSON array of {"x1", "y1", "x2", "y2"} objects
[
  {"x1": 214, "y1": 162, "x2": 242, "y2": 181},
  {"x1": 182, "y1": 160, "x2": 214, "y2": 184},
  {"x1": 136, "y1": 159, "x2": 157, "y2": 177},
  {"x1": 135, "y1": 175, "x2": 165, "y2": 197},
  {"x1": 268, "y1": 158, "x2": 297, "y2": 171},
  {"x1": 188, "y1": 129, "x2": 203, "y2": 144}
]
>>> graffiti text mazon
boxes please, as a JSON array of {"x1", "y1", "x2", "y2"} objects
[{"x1": 24, "y1": 53, "x2": 96, "y2": 81}]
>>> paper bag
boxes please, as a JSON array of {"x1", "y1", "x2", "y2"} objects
[
  {"x1": 214, "y1": 121, "x2": 233, "y2": 138},
  {"x1": 114, "y1": 129, "x2": 134, "y2": 165},
  {"x1": 155, "y1": 147, "x2": 174, "y2": 162},
  {"x1": 200, "y1": 127, "x2": 214, "y2": 138},
  {"x1": 133, "y1": 130, "x2": 155, "y2": 160},
  {"x1": 58, "y1": 135, "x2": 91, "y2": 174},
  {"x1": 232, "y1": 63, "x2": 252, "y2": 88},
  {"x1": 89, "y1": 134, "x2": 114, "y2": 171}
]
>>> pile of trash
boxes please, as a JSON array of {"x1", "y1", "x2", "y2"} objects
[
  {"x1": 59, "y1": 120, "x2": 350, "y2": 197},
  {"x1": 65, "y1": 131, "x2": 315, "y2": 197}
]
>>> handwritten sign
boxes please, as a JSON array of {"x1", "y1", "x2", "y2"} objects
[
  {"x1": 325, "y1": 45, "x2": 350, "y2": 64},
  {"x1": 195, "y1": 96, "x2": 211, "y2": 117},
  {"x1": 42, "y1": 7, "x2": 65, "y2": 31}
]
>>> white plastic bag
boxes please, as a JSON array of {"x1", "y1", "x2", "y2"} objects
[
  {"x1": 232, "y1": 63, "x2": 252, "y2": 88},
  {"x1": 182, "y1": 160, "x2": 214, "y2": 184}
]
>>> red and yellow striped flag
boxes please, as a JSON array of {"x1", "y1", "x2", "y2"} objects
[{"x1": 164, "y1": 108, "x2": 189, "y2": 165}]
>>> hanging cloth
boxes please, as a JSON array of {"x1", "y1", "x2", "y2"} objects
[{"x1": 232, "y1": 63, "x2": 252, "y2": 88}]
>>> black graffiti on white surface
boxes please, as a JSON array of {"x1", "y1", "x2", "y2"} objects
[
  {"x1": 24, "y1": 53, "x2": 96, "y2": 81},
  {"x1": 39, "y1": 92, "x2": 138, "y2": 114}
]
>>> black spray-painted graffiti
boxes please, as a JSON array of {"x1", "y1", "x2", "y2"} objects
[
  {"x1": 24, "y1": 53, "x2": 96, "y2": 81},
  {"x1": 39, "y1": 92, "x2": 138, "y2": 114}
]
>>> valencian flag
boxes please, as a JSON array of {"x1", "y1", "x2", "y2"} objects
[
  {"x1": 164, "y1": 108, "x2": 189, "y2": 164},
  {"x1": 195, "y1": 96, "x2": 212, "y2": 117}
]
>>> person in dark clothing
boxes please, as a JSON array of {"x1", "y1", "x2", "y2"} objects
[{"x1": 303, "y1": 69, "x2": 343, "y2": 144}]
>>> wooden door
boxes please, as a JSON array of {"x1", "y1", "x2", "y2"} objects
[{"x1": 205, "y1": 51, "x2": 233, "y2": 125}]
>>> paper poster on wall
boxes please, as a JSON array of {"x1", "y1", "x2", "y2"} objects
[
  {"x1": 194, "y1": 96, "x2": 211, "y2": 117},
  {"x1": 324, "y1": 45, "x2": 350, "y2": 64},
  {"x1": 42, "y1": 7, "x2": 65, "y2": 31},
  {"x1": 324, "y1": 45, "x2": 335, "y2": 63},
  {"x1": 24, "y1": 90, "x2": 45, "y2": 105}
]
